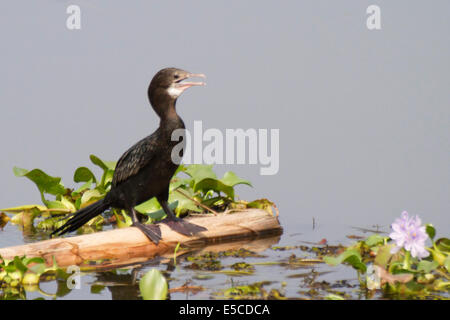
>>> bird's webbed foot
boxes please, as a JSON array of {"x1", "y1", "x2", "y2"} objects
[
  {"x1": 133, "y1": 222, "x2": 162, "y2": 244},
  {"x1": 159, "y1": 217, "x2": 207, "y2": 237}
]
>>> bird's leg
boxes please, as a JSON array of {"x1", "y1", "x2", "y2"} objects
[
  {"x1": 158, "y1": 200, "x2": 207, "y2": 236},
  {"x1": 130, "y1": 208, "x2": 161, "y2": 244}
]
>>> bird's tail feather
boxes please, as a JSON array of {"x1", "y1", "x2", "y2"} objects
[{"x1": 51, "y1": 199, "x2": 109, "y2": 236}]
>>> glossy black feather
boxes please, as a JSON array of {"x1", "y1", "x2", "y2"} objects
[{"x1": 52, "y1": 68, "x2": 205, "y2": 243}]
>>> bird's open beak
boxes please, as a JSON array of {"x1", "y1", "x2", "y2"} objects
[{"x1": 175, "y1": 73, "x2": 206, "y2": 90}]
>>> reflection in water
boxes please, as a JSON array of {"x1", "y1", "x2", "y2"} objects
[
  {"x1": 87, "y1": 235, "x2": 282, "y2": 300},
  {"x1": 92, "y1": 270, "x2": 141, "y2": 300}
]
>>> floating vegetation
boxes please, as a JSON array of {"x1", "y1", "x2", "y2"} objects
[
  {"x1": 0, "y1": 254, "x2": 82, "y2": 300},
  {"x1": 1, "y1": 158, "x2": 274, "y2": 234},
  {"x1": 0, "y1": 255, "x2": 58, "y2": 288},
  {"x1": 187, "y1": 249, "x2": 265, "y2": 261},
  {"x1": 212, "y1": 281, "x2": 286, "y2": 300},
  {"x1": 230, "y1": 262, "x2": 255, "y2": 272},
  {"x1": 1, "y1": 163, "x2": 448, "y2": 301},
  {"x1": 323, "y1": 212, "x2": 450, "y2": 299},
  {"x1": 1, "y1": 218, "x2": 449, "y2": 300},
  {"x1": 186, "y1": 260, "x2": 223, "y2": 271}
]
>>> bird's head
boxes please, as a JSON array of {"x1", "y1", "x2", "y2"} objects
[{"x1": 148, "y1": 68, "x2": 206, "y2": 111}]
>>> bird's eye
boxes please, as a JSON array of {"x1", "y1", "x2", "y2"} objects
[{"x1": 174, "y1": 74, "x2": 180, "y2": 79}]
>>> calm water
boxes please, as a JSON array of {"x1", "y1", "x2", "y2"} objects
[
  {"x1": 0, "y1": 219, "x2": 378, "y2": 300},
  {"x1": 0, "y1": 1, "x2": 449, "y2": 300}
]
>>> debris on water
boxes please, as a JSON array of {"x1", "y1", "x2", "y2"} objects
[
  {"x1": 192, "y1": 274, "x2": 214, "y2": 281},
  {"x1": 169, "y1": 281, "x2": 204, "y2": 295},
  {"x1": 0, "y1": 212, "x2": 9, "y2": 230},
  {"x1": 230, "y1": 262, "x2": 255, "y2": 272},
  {"x1": 212, "y1": 280, "x2": 287, "y2": 300},
  {"x1": 351, "y1": 226, "x2": 387, "y2": 234},
  {"x1": 346, "y1": 235, "x2": 365, "y2": 240},
  {"x1": 185, "y1": 260, "x2": 222, "y2": 271}
]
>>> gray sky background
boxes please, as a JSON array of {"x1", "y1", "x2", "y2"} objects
[{"x1": 0, "y1": 1, "x2": 449, "y2": 246}]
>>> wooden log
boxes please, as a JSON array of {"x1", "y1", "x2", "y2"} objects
[{"x1": 0, "y1": 209, "x2": 282, "y2": 269}]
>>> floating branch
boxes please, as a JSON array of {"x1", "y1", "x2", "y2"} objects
[{"x1": 0, "y1": 209, "x2": 282, "y2": 269}]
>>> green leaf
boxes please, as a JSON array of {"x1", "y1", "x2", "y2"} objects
[
  {"x1": 102, "y1": 170, "x2": 115, "y2": 188},
  {"x1": 184, "y1": 164, "x2": 217, "y2": 181},
  {"x1": 135, "y1": 198, "x2": 161, "y2": 214},
  {"x1": 71, "y1": 179, "x2": 93, "y2": 197},
  {"x1": 436, "y1": 238, "x2": 450, "y2": 253},
  {"x1": 61, "y1": 196, "x2": 76, "y2": 213},
  {"x1": 4, "y1": 261, "x2": 17, "y2": 273},
  {"x1": 120, "y1": 210, "x2": 132, "y2": 227},
  {"x1": 417, "y1": 260, "x2": 439, "y2": 273},
  {"x1": 23, "y1": 257, "x2": 45, "y2": 266},
  {"x1": 194, "y1": 178, "x2": 235, "y2": 198},
  {"x1": 137, "y1": 199, "x2": 183, "y2": 221},
  {"x1": 148, "y1": 201, "x2": 178, "y2": 221},
  {"x1": 28, "y1": 263, "x2": 46, "y2": 275},
  {"x1": 374, "y1": 244, "x2": 396, "y2": 269},
  {"x1": 444, "y1": 256, "x2": 450, "y2": 272},
  {"x1": 13, "y1": 257, "x2": 28, "y2": 274},
  {"x1": 188, "y1": 168, "x2": 252, "y2": 200},
  {"x1": 0, "y1": 205, "x2": 47, "y2": 214},
  {"x1": 73, "y1": 167, "x2": 97, "y2": 184},
  {"x1": 139, "y1": 268, "x2": 168, "y2": 300},
  {"x1": 428, "y1": 248, "x2": 447, "y2": 266},
  {"x1": 169, "y1": 177, "x2": 192, "y2": 192},
  {"x1": 364, "y1": 234, "x2": 385, "y2": 247},
  {"x1": 89, "y1": 155, "x2": 116, "y2": 189},
  {"x1": 323, "y1": 249, "x2": 367, "y2": 272},
  {"x1": 46, "y1": 200, "x2": 70, "y2": 211},
  {"x1": 13, "y1": 167, "x2": 66, "y2": 199},
  {"x1": 169, "y1": 189, "x2": 202, "y2": 215},
  {"x1": 425, "y1": 224, "x2": 436, "y2": 241},
  {"x1": 220, "y1": 171, "x2": 252, "y2": 188},
  {"x1": 89, "y1": 155, "x2": 116, "y2": 171},
  {"x1": 113, "y1": 210, "x2": 132, "y2": 228},
  {"x1": 80, "y1": 189, "x2": 104, "y2": 205}
]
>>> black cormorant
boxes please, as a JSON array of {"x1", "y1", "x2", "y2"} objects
[{"x1": 52, "y1": 68, "x2": 207, "y2": 244}]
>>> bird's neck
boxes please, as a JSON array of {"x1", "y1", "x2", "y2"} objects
[
  {"x1": 149, "y1": 91, "x2": 185, "y2": 132},
  {"x1": 157, "y1": 99, "x2": 177, "y2": 120},
  {"x1": 151, "y1": 97, "x2": 176, "y2": 120},
  {"x1": 158, "y1": 100, "x2": 185, "y2": 133},
  {"x1": 162, "y1": 101, "x2": 179, "y2": 121}
]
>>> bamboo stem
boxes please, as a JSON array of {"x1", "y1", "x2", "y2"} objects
[{"x1": 0, "y1": 209, "x2": 282, "y2": 269}]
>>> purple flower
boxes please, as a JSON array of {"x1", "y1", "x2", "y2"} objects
[{"x1": 389, "y1": 211, "x2": 429, "y2": 259}]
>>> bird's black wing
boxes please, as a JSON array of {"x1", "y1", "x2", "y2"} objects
[{"x1": 112, "y1": 130, "x2": 160, "y2": 187}]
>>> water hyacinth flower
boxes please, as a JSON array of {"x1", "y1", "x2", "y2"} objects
[{"x1": 389, "y1": 211, "x2": 429, "y2": 259}]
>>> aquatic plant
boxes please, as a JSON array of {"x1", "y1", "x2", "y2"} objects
[
  {"x1": 390, "y1": 211, "x2": 429, "y2": 259},
  {"x1": 0, "y1": 254, "x2": 74, "y2": 300},
  {"x1": 0, "y1": 156, "x2": 260, "y2": 233},
  {"x1": 139, "y1": 268, "x2": 168, "y2": 300},
  {"x1": 323, "y1": 211, "x2": 450, "y2": 298}
]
